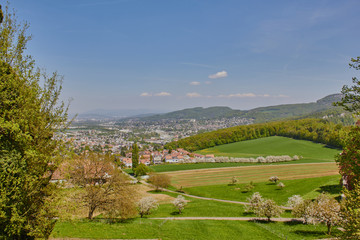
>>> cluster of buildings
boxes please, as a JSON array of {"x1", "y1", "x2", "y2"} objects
[{"x1": 120, "y1": 148, "x2": 215, "y2": 168}]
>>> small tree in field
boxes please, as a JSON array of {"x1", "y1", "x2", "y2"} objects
[
  {"x1": 269, "y1": 176, "x2": 279, "y2": 184},
  {"x1": 255, "y1": 199, "x2": 283, "y2": 221},
  {"x1": 242, "y1": 183, "x2": 254, "y2": 193},
  {"x1": 287, "y1": 195, "x2": 304, "y2": 208},
  {"x1": 148, "y1": 173, "x2": 171, "y2": 191},
  {"x1": 246, "y1": 192, "x2": 263, "y2": 212},
  {"x1": 312, "y1": 193, "x2": 341, "y2": 235},
  {"x1": 173, "y1": 195, "x2": 187, "y2": 214},
  {"x1": 292, "y1": 199, "x2": 315, "y2": 224},
  {"x1": 277, "y1": 182, "x2": 285, "y2": 189},
  {"x1": 70, "y1": 152, "x2": 137, "y2": 220},
  {"x1": 137, "y1": 197, "x2": 158, "y2": 218},
  {"x1": 229, "y1": 176, "x2": 238, "y2": 185}
]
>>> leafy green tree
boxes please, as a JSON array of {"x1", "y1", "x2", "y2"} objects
[
  {"x1": 334, "y1": 57, "x2": 360, "y2": 114},
  {"x1": 132, "y1": 143, "x2": 139, "y2": 170},
  {"x1": 340, "y1": 180, "x2": 360, "y2": 238},
  {"x1": 120, "y1": 146, "x2": 127, "y2": 157},
  {"x1": 336, "y1": 127, "x2": 360, "y2": 189},
  {"x1": 133, "y1": 163, "x2": 150, "y2": 177},
  {"x1": 0, "y1": 4, "x2": 69, "y2": 239}
]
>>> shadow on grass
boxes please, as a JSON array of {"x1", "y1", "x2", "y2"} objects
[
  {"x1": 292, "y1": 230, "x2": 325, "y2": 238},
  {"x1": 316, "y1": 184, "x2": 341, "y2": 195},
  {"x1": 249, "y1": 219, "x2": 271, "y2": 224},
  {"x1": 148, "y1": 189, "x2": 163, "y2": 194},
  {"x1": 242, "y1": 211, "x2": 254, "y2": 216},
  {"x1": 284, "y1": 220, "x2": 305, "y2": 226},
  {"x1": 88, "y1": 217, "x2": 137, "y2": 224},
  {"x1": 170, "y1": 211, "x2": 181, "y2": 216}
]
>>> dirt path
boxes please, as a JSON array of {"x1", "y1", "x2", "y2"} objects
[{"x1": 150, "y1": 217, "x2": 302, "y2": 222}]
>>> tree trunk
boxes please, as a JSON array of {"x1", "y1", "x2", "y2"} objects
[
  {"x1": 88, "y1": 206, "x2": 96, "y2": 219},
  {"x1": 327, "y1": 222, "x2": 332, "y2": 235}
]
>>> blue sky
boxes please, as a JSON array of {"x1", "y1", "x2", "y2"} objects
[{"x1": 8, "y1": 0, "x2": 360, "y2": 114}]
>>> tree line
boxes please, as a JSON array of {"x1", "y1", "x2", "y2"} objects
[{"x1": 165, "y1": 118, "x2": 349, "y2": 152}]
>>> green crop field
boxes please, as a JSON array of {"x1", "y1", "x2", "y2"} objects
[
  {"x1": 197, "y1": 136, "x2": 341, "y2": 162},
  {"x1": 165, "y1": 162, "x2": 339, "y2": 188}
]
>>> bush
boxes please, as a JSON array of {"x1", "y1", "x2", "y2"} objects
[
  {"x1": 148, "y1": 173, "x2": 171, "y2": 191},
  {"x1": 133, "y1": 163, "x2": 151, "y2": 177}
]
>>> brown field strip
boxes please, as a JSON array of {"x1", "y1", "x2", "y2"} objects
[{"x1": 164, "y1": 163, "x2": 339, "y2": 188}]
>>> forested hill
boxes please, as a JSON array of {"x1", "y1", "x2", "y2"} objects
[
  {"x1": 165, "y1": 118, "x2": 350, "y2": 152},
  {"x1": 123, "y1": 94, "x2": 344, "y2": 122}
]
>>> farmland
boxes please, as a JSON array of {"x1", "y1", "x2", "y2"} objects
[
  {"x1": 165, "y1": 162, "x2": 339, "y2": 188},
  {"x1": 52, "y1": 136, "x2": 343, "y2": 239}
]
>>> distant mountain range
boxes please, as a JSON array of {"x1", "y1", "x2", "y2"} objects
[
  {"x1": 77, "y1": 94, "x2": 346, "y2": 123},
  {"x1": 121, "y1": 93, "x2": 345, "y2": 123},
  {"x1": 75, "y1": 109, "x2": 164, "y2": 120}
]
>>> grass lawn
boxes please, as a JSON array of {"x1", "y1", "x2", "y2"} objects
[
  {"x1": 183, "y1": 175, "x2": 341, "y2": 205},
  {"x1": 51, "y1": 218, "x2": 339, "y2": 240},
  {"x1": 196, "y1": 136, "x2": 340, "y2": 162}
]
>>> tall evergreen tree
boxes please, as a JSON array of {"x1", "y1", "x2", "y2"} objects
[{"x1": 132, "y1": 143, "x2": 139, "y2": 170}]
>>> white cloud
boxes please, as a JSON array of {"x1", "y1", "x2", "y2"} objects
[
  {"x1": 140, "y1": 92, "x2": 152, "y2": 97},
  {"x1": 208, "y1": 70, "x2": 228, "y2": 79},
  {"x1": 186, "y1": 92, "x2": 202, "y2": 98},
  {"x1": 190, "y1": 81, "x2": 201, "y2": 86},
  {"x1": 154, "y1": 92, "x2": 171, "y2": 97},
  {"x1": 205, "y1": 81, "x2": 212, "y2": 85},
  {"x1": 276, "y1": 94, "x2": 289, "y2": 98},
  {"x1": 218, "y1": 93, "x2": 257, "y2": 98},
  {"x1": 217, "y1": 93, "x2": 287, "y2": 98}
]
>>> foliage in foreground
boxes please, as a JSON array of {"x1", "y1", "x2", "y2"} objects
[
  {"x1": 0, "y1": 5, "x2": 69, "y2": 239},
  {"x1": 340, "y1": 181, "x2": 360, "y2": 238}
]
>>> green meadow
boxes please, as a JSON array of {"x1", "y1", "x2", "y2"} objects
[
  {"x1": 52, "y1": 219, "x2": 338, "y2": 240},
  {"x1": 197, "y1": 136, "x2": 340, "y2": 162},
  {"x1": 183, "y1": 175, "x2": 341, "y2": 205}
]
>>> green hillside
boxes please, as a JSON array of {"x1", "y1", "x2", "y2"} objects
[
  {"x1": 197, "y1": 136, "x2": 340, "y2": 162},
  {"x1": 166, "y1": 118, "x2": 349, "y2": 152},
  {"x1": 127, "y1": 94, "x2": 344, "y2": 122}
]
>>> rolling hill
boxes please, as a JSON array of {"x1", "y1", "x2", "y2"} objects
[{"x1": 121, "y1": 93, "x2": 344, "y2": 123}]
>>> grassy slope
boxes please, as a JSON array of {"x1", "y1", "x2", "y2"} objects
[
  {"x1": 123, "y1": 137, "x2": 340, "y2": 174},
  {"x1": 183, "y1": 175, "x2": 341, "y2": 205},
  {"x1": 197, "y1": 136, "x2": 340, "y2": 162}
]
